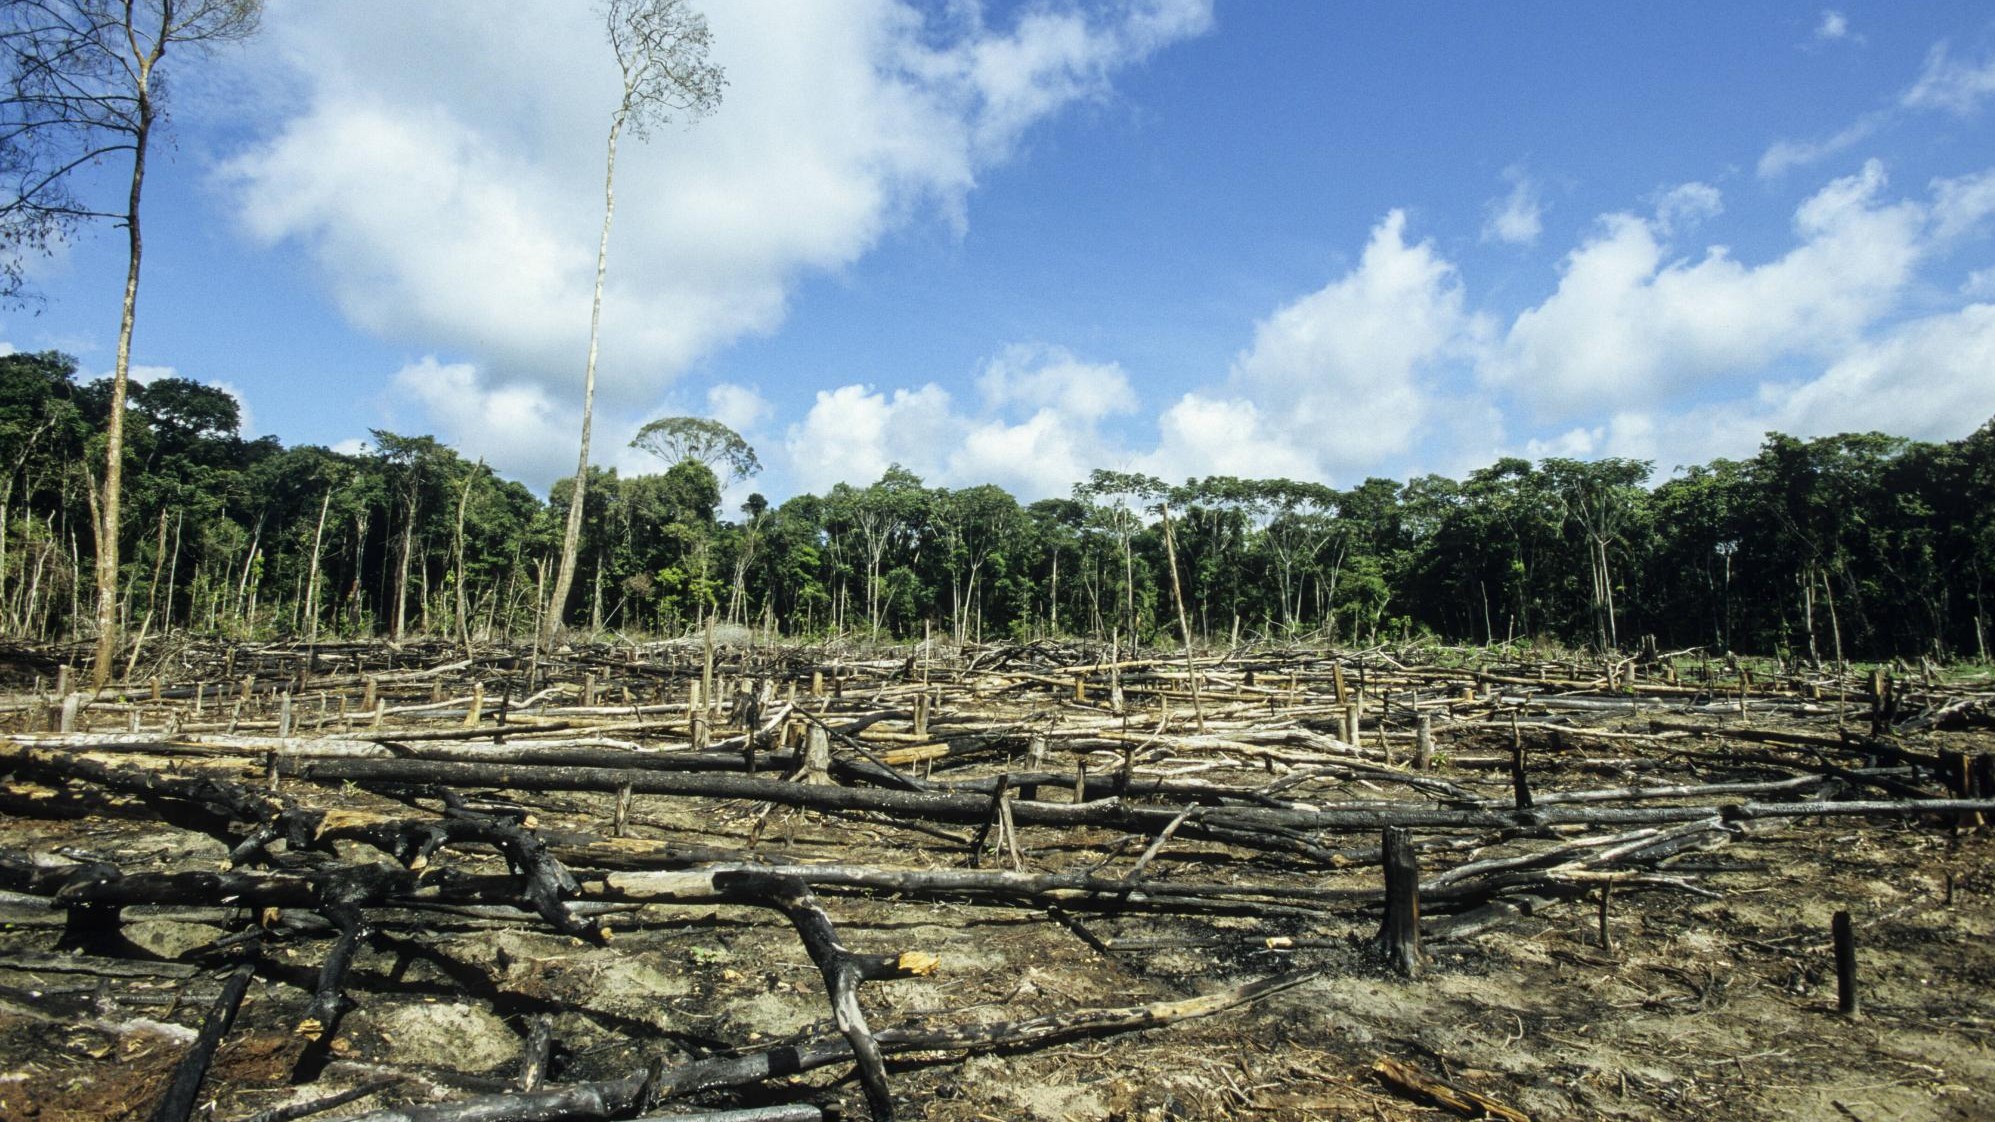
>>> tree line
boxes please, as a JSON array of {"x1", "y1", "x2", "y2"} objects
[{"x1": 4, "y1": 349, "x2": 1992, "y2": 663}]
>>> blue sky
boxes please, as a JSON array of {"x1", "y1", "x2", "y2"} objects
[{"x1": 6, "y1": 1, "x2": 1995, "y2": 504}]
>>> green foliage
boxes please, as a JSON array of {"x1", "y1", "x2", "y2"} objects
[
  {"x1": 3, "y1": 347, "x2": 1991, "y2": 657},
  {"x1": 628, "y1": 415, "x2": 759, "y2": 485}
]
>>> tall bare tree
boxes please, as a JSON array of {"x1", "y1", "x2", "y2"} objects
[
  {"x1": 2, "y1": 0, "x2": 261, "y2": 687},
  {"x1": 545, "y1": 0, "x2": 724, "y2": 645}
]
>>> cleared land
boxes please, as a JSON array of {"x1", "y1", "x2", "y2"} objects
[{"x1": 0, "y1": 637, "x2": 1991, "y2": 1121}]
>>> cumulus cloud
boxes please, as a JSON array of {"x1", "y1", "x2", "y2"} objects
[
  {"x1": 388, "y1": 357, "x2": 578, "y2": 483},
  {"x1": 1139, "y1": 394, "x2": 1321, "y2": 481},
  {"x1": 1651, "y1": 181, "x2": 1723, "y2": 233},
  {"x1": 779, "y1": 344, "x2": 1137, "y2": 498},
  {"x1": 1769, "y1": 303, "x2": 1995, "y2": 439},
  {"x1": 1563, "y1": 306, "x2": 1995, "y2": 469},
  {"x1": 639, "y1": 149, "x2": 1995, "y2": 499},
  {"x1": 783, "y1": 382, "x2": 961, "y2": 493},
  {"x1": 705, "y1": 383, "x2": 774, "y2": 435},
  {"x1": 1485, "y1": 160, "x2": 1935, "y2": 421},
  {"x1": 768, "y1": 214, "x2": 1485, "y2": 493},
  {"x1": 977, "y1": 342, "x2": 1136, "y2": 420},
  {"x1": 1930, "y1": 167, "x2": 1995, "y2": 240},
  {"x1": 222, "y1": 0, "x2": 1212, "y2": 465},
  {"x1": 1482, "y1": 165, "x2": 1543, "y2": 246},
  {"x1": 1210, "y1": 210, "x2": 1473, "y2": 478}
]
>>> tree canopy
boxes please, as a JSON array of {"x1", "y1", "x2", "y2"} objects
[{"x1": 3, "y1": 349, "x2": 1993, "y2": 662}]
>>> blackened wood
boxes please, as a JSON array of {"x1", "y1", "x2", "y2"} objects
[
  {"x1": 1509, "y1": 714, "x2": 1532, "y2": 810},
  {"x1": 1376, "y1": 826, "x2": 1422, "y2": 977},
  {"x1": 968, "y1": 773, "x2": 1010, "y2": 868},
  {"x1": 147, "y1": 962, "x2": 256, "y2": 1122},
  {"x1": 518, "y1": 1014, "x2": 555, "y2": 1092},
  {"x1": 1834, "y1": 909, "x2": 1858, "y2": 1015},
  {"x1": 341, "y1": 970, "x2": 1315, "y2": 1122},
  {"x1": 715, "y1": 870, "x2": 897, "y2": 1121}
]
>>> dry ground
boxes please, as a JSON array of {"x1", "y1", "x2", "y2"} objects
[{"x1": 0, "y1": 638, "x2": 1989, "y2": 1121}]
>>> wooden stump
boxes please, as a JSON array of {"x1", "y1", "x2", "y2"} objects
[{"x1": 1376, "y1": 826, "x2": 1422, "y2": 977}]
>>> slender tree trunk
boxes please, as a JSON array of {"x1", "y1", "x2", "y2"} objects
[
  {"x1": 91, "y1": 67, "x2": 156, "y2": 689},
  {"x1": 235, "y1": 515, "x2": 262, "y2": 630},
  {"x1": 304, "y1": 488, "x2": 332, "y2": 644},
  {"x1": 0, "y1": 477, "x2": 12, "y2": 629},
  {"x1": 1157, "y1": 503, "x2": 1205, "y2": 732},
  {"x1": 1122, "y1": 529, "x2": 1136, "y2": 647},
  {"x1": 349, "y1": 513, "x2": 370, "y2": 626},
  {"x1": 244, "y1": 548, "x2": 262, "y2": 628},
  {"x1": 393, "y1": 496, "x2": 414, "y2": 641},
  {"x1": 1801, "y1": 564, "x2": 1820, "y2": 668},
  {"x1": 417, "y1": 545, "x2": 433, "y2": 634},
  {"x1": 547, "y1": 105, "x2": 629, "y2": 645},
  {"x1": 452, "y1": 465, "x2": 476, "y2": 651},
  {"x1": 1820, "y1": 565, "x2": 1844, "y2": 671},
  {"x1": 1600, "y1": 537, "x2": 1618, "y2": 650},
  {"x1": 1048, "y1": 547, "x2": 1059, "y2": 635},
  {"x1": 591, "y1": 559, "x2": 604, "y2": 634},
  {"x1": 142, "y1": 508, "x2": 166, "y2": 628},
  {"x1": 160, "y1": 507, "x2": 179, "y2": 633}
]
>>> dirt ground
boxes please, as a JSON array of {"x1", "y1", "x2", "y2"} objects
[{"x1": 0, "y1": 640, "x2": 1990, "y2": 1121}]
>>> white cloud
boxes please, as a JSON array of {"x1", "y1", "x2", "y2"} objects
[
  {"x1": 1651, "y1": 181, "x2": 1723, "y2": 233},
  {"x1": 1523, "y1": 425, "x2": 1600, "y2": 460},
  {"x1": 1813, "y1": 11, "x2": 1858, "y2": 45},
  {"x1": 1757, "y1": 113, "x2": 1884, "y2": 179},
  {"x1": 778, "y1": 344, "x2": 1138, "y2": 498},
  {"x1": 1486, "y1": 160, "x2": 1930, "y2": 421},
  {"x1": 1931, "y1": 167, "x2": 1995, "y2": 240},
  {"x1": 1481, "y1": 165, "x2": 1543, "y2": 246},
  {"x1": 705, "y1": 383, "x2": 774, "y2": 434},
  {"x1": 783, "y1": 382, "x2": 961, "y2": 494},
  {"x1": 1139, "y1": 393, "x2": 1321, "y2": 482},
  {"x1": 768, "y1": 214, "x2": 1481, "y2": 493},
  {"x1": 388, "y1": 357, "x2": 578, "y2": 483},
  {"x1": 1903, "y1": 42, "x2": 1995, "y2": 115},
  {"x1": 954, "y1": 406, "x2": 1119, "y2": 498},
  {"x1": 1769, "y1": 303, "x2": 1995, "y2": 440},
  {"x1": 1510, "y1": 305, "x2": 1995, "y2": 471},
  {"x1": 1964, "y1": 267, "x2": 1995, "y2": 298},
  {"x1": 330, "y1": 437, "x2": 371, "y2": 457},
  {"x1": 1217, "y1": 210, "x2": 1473, "y2": 477},
  {"x1": 977, "y1": 343, "x2": 1136, "y2": 421},
  {"x1": 222, "y1": 0, "x2": 1211, "y2": 474},
  {"x1": 1521, "y1": 413, "x2": 1662, "y2": 464},
  {"x1": 1766, "y1": 40, "x2": 1993, "y2": 179}
]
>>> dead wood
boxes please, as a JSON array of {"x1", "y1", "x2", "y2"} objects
[
  {"x1": 1372, "y1": 1055, "x2": 1529, "y2": 1121},
  {"x1": 4, "y1": 637, "x2": 1992, "y2": 1120},
  {"x1": 339, "y1": 970, "x2": 1317, "y2": 1122},
  {"x1": 147, "y1": 960, "x2": 256, "y2": 1122}
]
